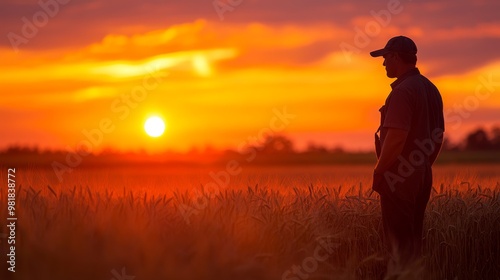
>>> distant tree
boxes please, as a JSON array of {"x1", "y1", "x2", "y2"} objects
[
  {"x1": 306, "y1": 142, "x2": 329, "y2": 154},
  {"x1": 5, "y1": 145, "x2": 39, "y2": 154},
  {"x1": 465, "y1": 128, "x2": 492, "y2": 151},
  {"x1": 491, "y1": 127, "x2": 500, "y2": 150},
  {"x1": 441, "y1": 138, "x2": 460, "y2": 151},
  {"x1": 259, "y1": 135, "x2": 294, "y2": 154},
  {"x1": 330, "y1": 146, "x2": 345, "y2": 154},
  {"x1": 99, "y1": 146, "x2": 120, "y2": 155}
]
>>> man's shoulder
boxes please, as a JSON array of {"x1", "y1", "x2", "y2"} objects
[{"x1": 396, "y1": 73, "x2": 439, "y2": 93}]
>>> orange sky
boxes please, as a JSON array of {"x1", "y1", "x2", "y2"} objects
[{"x1": 1, "y1": 0, "x2": 499, "y2": 153}]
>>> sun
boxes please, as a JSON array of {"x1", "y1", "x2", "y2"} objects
[{"x1": 144, "y1": 116, "x2": 166, "y2": 137}]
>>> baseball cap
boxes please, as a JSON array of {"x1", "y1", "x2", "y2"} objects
[{"x1": 370, "y1": 36, "x2": 417, "y2": 57}]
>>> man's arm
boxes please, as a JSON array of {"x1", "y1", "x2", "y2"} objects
[
  {"x1": 374, "y1": 128, "x2": 409, "y2": 174},
  {"x1": 429, "y1": 132, "x2": 444, "y2": 165}
]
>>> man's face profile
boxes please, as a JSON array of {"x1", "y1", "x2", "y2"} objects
[{"x1": 383, "y1": 52, "x2": 398, "y2": 78}]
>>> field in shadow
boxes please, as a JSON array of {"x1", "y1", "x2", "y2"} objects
[{"x1": 0, "y1": 165, "x2": 499, "y2": 279}]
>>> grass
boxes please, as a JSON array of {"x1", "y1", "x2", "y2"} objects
[{"x1": 0, "y1": 165, "x2": 499, "y2": 280}]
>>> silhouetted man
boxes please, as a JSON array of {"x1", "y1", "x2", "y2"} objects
[{"x1": 370, "y1": 36, "x2": 445, "y2": 270}]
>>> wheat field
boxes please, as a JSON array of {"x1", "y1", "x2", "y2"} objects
[{"x1": 1, "y1": 164, "x2": 499, "y2": 280}]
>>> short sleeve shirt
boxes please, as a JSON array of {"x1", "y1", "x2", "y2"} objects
[{"x1": 378, "y1": 68, "x2": 444, "y2": 168}]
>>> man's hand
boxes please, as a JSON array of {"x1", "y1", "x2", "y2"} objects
[
  {"x1": 372, "y1": 128, "x2": 408, "y2": 195},
  {"x1": 372, "y1": 172, "x2": 385, "y2": 194},
  {"x1": 374, "y1": 128, "x2": 408, "y2": 174},
  {"x1": 429, "y1": 132, "x2": 444, "y2": 165}
]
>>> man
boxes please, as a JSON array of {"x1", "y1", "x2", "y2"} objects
[{"x1": 370, "y1": 36, "x2": 445, "y2": 268}]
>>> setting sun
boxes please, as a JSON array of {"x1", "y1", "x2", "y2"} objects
[{"x1": 144, "y1": 116, "x2": 166, "y2": 137}]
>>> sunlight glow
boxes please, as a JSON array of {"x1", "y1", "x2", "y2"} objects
[
  {"x1": 192, "y1": 55, "x2": 212, "y2": 76},
  {"x1": 144, "y1": 116, "x2": 166, "y2": 137}
]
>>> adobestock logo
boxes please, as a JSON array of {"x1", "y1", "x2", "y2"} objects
[
  {"x1": 7, "y1": 0, "x2": 71, "y2": 53},
  {"x1": 178, "y1": 107, "x2": 296, "y2": 225},
  {"x1": 383, "y1": 128, "x2": 444, "y2": 192},
  {"x1": 51, "y1": 67, "x2": 167, "y2": 182},
  {"x1": 110, "y1": 267, "x2": 135, "y2": 280},
  {"x1": 445, "y1": 73, "x2": 499, "y2": 130},
  {"x1": 282, "y1": 237, "x2": 340, "y2": 280},
  {"x1": 340, "y1": 0, "x2": 412, "y2": 62},
  {"x1": 213, "y1": 0, "x2": 244, "y2": 21}
]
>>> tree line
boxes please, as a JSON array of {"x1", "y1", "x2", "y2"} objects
[
  {"x1": 1, "y1": 126, "x2": 499, "y2": 157},
  {"x1": 442, "y1": 127, "x2": 500, "y2": 151}
]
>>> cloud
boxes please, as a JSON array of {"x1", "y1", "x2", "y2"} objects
[
  {"x1": 0, "y1": 47, "x2": 237, "y2": 83},
  {"x1": 1, "y1": 0, "x2": 498, "y2": 45},
  {"x1": 1, "y1": 0, "x2": 500, "y2": 151},
  {"x1": 2, "y1": 16, "x2": 499, "y2": 108},
  {"x1": 1, "y1": 0, "x2": 499, "y2": 75}
]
